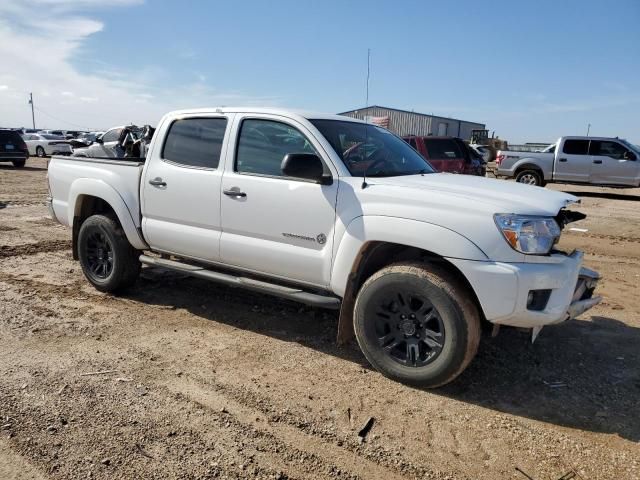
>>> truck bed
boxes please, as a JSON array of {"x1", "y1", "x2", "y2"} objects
[{"x1": 48, "y1": 155, "x2": 145, "y2": 230}]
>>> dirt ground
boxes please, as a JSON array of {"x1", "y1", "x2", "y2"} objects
[{"x1": 1, "y1": 157, "x2": 638, "y2": 480}]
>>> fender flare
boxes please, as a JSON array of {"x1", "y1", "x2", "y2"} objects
[
  {"x1": 330, "y1": 215, "x2": 488, "y2": 297},
  {"x1": 68, "y1": 178, "x2": 148, "y2": 250},
  {"x1": 512, "y1": 160, "x2": 545, "y2": 177}
]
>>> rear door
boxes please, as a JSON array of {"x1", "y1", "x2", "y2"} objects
[
  {"x1": 219, "y1": 114, "x2": 338, "y2": 287},
  {"x1": 554, "y1": 139, "x2": 591, "y2": 182},
  {"x1": 421, "y1": 138, "x2": 465, "y2": 173},
  {"x1": 142, "y1": 114, "x2": 231, "y2": 262},
  {"x1": 589, "y1": 140, "x2": 639, "y2": 186}
]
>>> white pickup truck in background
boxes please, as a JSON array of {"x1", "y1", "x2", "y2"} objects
[
  {"x1": 47, "y1": 108, "x2": 601, "y2": 387},
  {"x1": 495, "y1": 136, "x2": 640, "y2": 187}
]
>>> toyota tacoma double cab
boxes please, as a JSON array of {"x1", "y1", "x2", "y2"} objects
[
  {"x1": 47, "y1": 108, "x2": 601, "y2": 387},
  {"x1": 496, "y1": 136, "x2": 640, "y2": 187}
]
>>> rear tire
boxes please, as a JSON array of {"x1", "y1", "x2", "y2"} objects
[
  {"x1": 515, "y1": 169, "x2": 544, "y2": 186},
  {"x1": 354, "y1": 262, "x2": 481, "y2": 388},
  {"x1": 78, "y1": 214, "x2": 140, "y2": 293},
  {"x1": 36, "y1": 146, "x2": 45, "y2": 158},
  {"x1": 12, "y1": 160, "x2": 26, "y2": 168}
]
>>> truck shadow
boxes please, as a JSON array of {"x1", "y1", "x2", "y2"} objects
[
  {"x1": 130, "y1": 269, "x2": 640, "y2": 442},
  {"x1": 562, "y1": 190, "x2": 639, "y2": 202}
]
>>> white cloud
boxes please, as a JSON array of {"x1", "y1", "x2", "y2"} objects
[{"x1": 0, "y1": 0, "x2": 277, "y2": 130}]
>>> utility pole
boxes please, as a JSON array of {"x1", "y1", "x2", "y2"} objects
[
  {"x1": 586, "y1": 123, "x2": 591, "y2": 136},
  {"x1": 28, "y1": 93, "x2": 35, "y2": 129}
]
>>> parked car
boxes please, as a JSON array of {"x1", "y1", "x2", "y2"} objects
[
  {"x1": 22, "y1": 133, "x2": 72, "y2": 157},
  {"x1": 73, "y1": 126, "x2": 147, "y2": 158},
  {"x1": 403, "y1": 136, "x2": 486, "y2": 176},
  {"x1": 47, "y1": 107, "x2": 600, "y2": 387},
  {"x1": 495, "y1": 136, "x2": 640, "y2": 187},
  {"x1": 0, "y1": 129, "x2": 29, "y2": 167},
  {"x1": 40, "y1": 130, "x2": 66, "y2": 137},
  {"x1": 469, "y1": 144, "x2": 492, "y2": 162}
]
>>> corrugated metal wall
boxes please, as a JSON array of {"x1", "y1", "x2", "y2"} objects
[{"x1": 340, "y1": 106, "x2": 485, "y2": 140}]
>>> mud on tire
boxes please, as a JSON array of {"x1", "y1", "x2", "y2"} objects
[{"x1": 354, "y1": 262, "x2": 481, "y2": 388}]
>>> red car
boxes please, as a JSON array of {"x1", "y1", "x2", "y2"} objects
[{"x1": 403, "y1": 136, "x2": 486, "y2": 176}]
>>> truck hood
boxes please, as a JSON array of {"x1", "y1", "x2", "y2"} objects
[{"x1": 366, "y1": 173, "x2": 578, "y2": 216}]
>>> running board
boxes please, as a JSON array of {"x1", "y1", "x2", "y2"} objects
[{"x1": 139, "y1": 254, "x2": 341, "y2": 310}]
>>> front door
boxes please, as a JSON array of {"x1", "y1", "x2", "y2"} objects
[
  {"x1": 142, "y1": 115, "x2": 231, "y2": 262},
  {"x1": 220, "y1": 116, "x2": 338, "y2": 287},
  {"x1": 554, "y1": 139, "x2": 591, "y2": 182},
  {"x1": 589, "y1": 140, "x2": 639, "y2": 186}
]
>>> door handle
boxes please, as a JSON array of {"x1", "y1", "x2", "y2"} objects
[
  {"x1": 558, "y1": 158, "x2": 568, "y2": 162},
  {"x1": 148, "y1": 177, "x2": 167, "y2": 187},
  {"x1": 223, "y1": 189, "x2": 247, "y2": 198},
  {"x1": 593, "y1": 160, "x2": 603, "y2": 164}
]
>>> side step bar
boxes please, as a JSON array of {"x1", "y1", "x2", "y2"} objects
[{"x1": 139, "y1": 254, "x2": 341, "y2": 310}]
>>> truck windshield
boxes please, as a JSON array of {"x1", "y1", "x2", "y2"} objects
[{"x1": 310, "y1": 119, "x2": 435, "y2": 177}]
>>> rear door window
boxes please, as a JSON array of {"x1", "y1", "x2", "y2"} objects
[
  {"x1": 562, "y1": 139, "x2": 589, "y2": 155},
  {"x1": 162, "y1": 117, "x2": 228, "y2": 169},
  {"x1": 424, "y1": 139, "x2": 464, "y2": 160}
]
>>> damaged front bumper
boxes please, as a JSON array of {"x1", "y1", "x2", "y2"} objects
[
  {"x1": 567, "y1": 265, "x2": 601, "y2": 320},
  {"x1": 449, "y1": 250, "x2": 602, "y2": 330}
]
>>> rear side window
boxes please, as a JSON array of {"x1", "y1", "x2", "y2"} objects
[
  {"x1": 0, "y1": 131, "x2": 21, "y2": 142},
  {"x1": 235, "y1": 119, "x2": 316, "y2": 177},
  {"x1": 589, "y1": 140, "x2": 627, "y2": 159},
  {"x1": 424, "y1": 139, "x2": 463, "y2": 160},
  {"x1": 562, "y1": 139, "x2": 589, "y2": 155},
  {"x1": 406, "y1": 137, "x2": 417, "y2": 149},
  {"x1": 162, "y1": 117, "x2": 228, "y2": 169}
]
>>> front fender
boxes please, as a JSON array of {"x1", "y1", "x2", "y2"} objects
[
  {"x1": 330, "y1": 215, "x2": 488, "y2": 296},
  {"x1": 68, "y1": 178, "x2": 148, "y2": 250}
]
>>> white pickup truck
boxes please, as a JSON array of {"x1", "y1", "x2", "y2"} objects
[
  {"x1": 47, "y1": 108, "x2": 601, "y2": 387},
  {"x1": 495, "y1": 136, "x2": 640, "y2": 187}
]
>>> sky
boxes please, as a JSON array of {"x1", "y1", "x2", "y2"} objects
[{"x1": 0, "y1": 0, "x2": 638, "y2": 143}]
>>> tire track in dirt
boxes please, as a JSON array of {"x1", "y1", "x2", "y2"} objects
[
  {"x1": 162, "y1": 377, "x2": 411, "y2": 480},
  {"x1": 182, "y1": 372, "x2": 443, "y2": 479},
  {"x1": 0, "y1": 272, "x2": 447, "y2": 479},
  {"x1": 0, "y1": 240, "x2": 71, "y2": 259}
]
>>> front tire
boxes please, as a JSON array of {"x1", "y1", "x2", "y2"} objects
[
  {"x1": 354, "y1": 263, "x2": 481, "y2": 388},
  {"x1": 515, "y1": 169, "x2": 544, "y2": 186},
  {"x1": 36, "y1": 146, "x2": 46, "y2": 158},
  {"x1": 78, "y1": 214, "x2": 140, "y2": 293}
]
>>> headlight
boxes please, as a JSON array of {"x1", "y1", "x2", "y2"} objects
[{"x1": 494, "y1": 214, "x2": 561, "y2": 255}]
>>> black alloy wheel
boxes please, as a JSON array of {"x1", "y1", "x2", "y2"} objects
[{"x1": 374, "y1": 290, "x2": 445, "y2": 367}]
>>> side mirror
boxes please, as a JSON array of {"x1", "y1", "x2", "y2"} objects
[
  {"x1": 623, "y1": 151, "x2": 636, "y2": 161},
  {"x1": 281, "y1": 153, "x2": 332, "y2": 185},
  {"x1": 94, "y1": 136, "x2": 103, "y2": 144}
]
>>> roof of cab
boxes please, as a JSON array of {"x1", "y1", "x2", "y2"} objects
[{"x1": 163, "y1": 107, "x2": 367, "y2": 124}]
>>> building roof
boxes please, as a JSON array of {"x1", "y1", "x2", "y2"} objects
[{"x1": 338, "y1": 105, "x2": 484, "y2": 126}]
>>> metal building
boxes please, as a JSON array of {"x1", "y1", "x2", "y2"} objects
[{"x1": 338, "y1": 105, "x2": 485, "y2": 141}]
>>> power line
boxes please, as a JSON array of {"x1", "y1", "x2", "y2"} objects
[{"x1": 32, "y1": 106, "x2": 90, "y2": 130}]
